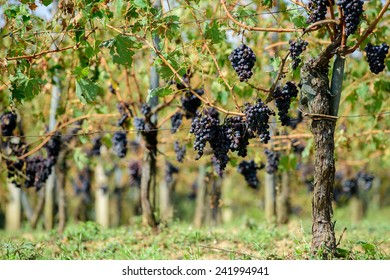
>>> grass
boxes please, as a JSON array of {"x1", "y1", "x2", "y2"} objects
[{"x1": 1, "y1": 206, "x2": 389, "y2": 260}]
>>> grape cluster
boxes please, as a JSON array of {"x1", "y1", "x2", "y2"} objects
[
  {"x1": 133, "y1": 117, "x2": 146, "y2": 132},
  {"x1": 337, "y1": 0, "x2": 364, "y2": 36},
  {"x1": 174, "y1": 141, "x2": 186, "y2": 163},
  {"x1": 209, "y1": 126, "x2": 230, "y2": 177},
  {"x1": 181, "y1": 89, "x2": 204, "y2": 118},
  {"x1": 224, "y1": 116, "x2": 251, "y2": 157},
  {"x1": 190, "y1": 110, "x2": 219, "y2": 159},
  {"x1": 72, "y1": 167, "x2": 91, "y2": 202},
  {"x1": 273, "y1": 82, "x2": 299, "y2": 126},
  {"x1": 229, "y1": 44, "x2": 256, "y2": 82},
  {"x1": 141, "y1": 103, "x2": 151, "y2": 116},
  {"x1": 307, "y1": 0, "x2": 330, "y2": 24},
  {"x1": 1, "y1": 111, "x2": 17, "y2": 136},
  {"x1": 25, "y1": 156, "x2": 54, "y2": 190},
  {"x1": 112, "y1": 131, "x2": 127, "y2": 158},
  {"x1": 170, "y1": 111, "x2": 183, "y2": 134},
  {"x1": 237, "y1": 160, "x2": 265, "y2": 189},
  {"x1": 5, "y1": 140, "x2": 26, "y2": 185},
  {"x1": 117, "y1": 102, "x2": 132, "y2": 127},
  {"x1": 44, "y1": 132, "x2": 61, "y2": 164},
  {"x1": 165, "y1": 161, "x2": 179, "y2": 183},
  {"x1": 88, "y1": 136, "x2": 102, "y2": 156},
  {"x1": 265, "y1": 149, "x2": 280, "y2": 174},
  {"x1": 357, "y1": 172, "x2": 374, "y2": 191},
  {"x1": 129, "y1": 160, "x2": 142, "y2": 187},
  {"x1": 289, "y1": 40, "x2": 308, "y2": 70},
  {"x1": 244, "y1": 99, "x2": 275, "y2": 143},
  {"x1": 365, "y1": 43, "x2": 389, "y2": 74},
  {"x1": 342, "y1": 178, "x2": 358, "y2": 197}
]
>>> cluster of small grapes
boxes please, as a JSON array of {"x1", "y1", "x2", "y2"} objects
[
  {"x1": 337, "y1": 0, "x2": 364, "y2": 36},
  {"x1": 307, "y1": 0, "x2": 331, "y2": 24},
  {"x1": 88, "y1": 136, "x2": 102, "y2": 156},
  {"x1": 0, "y1": 111, "x2": 17, "y2": 136},
  {"x1": 141, "y1": 103, "x2": 151, "y2": 116},
  {"x1": 209, "y1": 125, "x2": 231, "y2": 177},
  {"x1": 190, "y1": 110, "x2": 220, "y2": 159},
  {"x1": 244, "y1": 99, "x2": 275, "y2": 144},
  {"x1": 223, "y1": 116, "x2": 251, "y2": 157},
  {"x1": 117, "y1": 102, "x2": 132, "y2": 127},
  {"x1": 237, "y1": 160, "x2": 265, "y2": 189},
  {"x1": 357, "y1": 172, "x2": 374, "y2": 191},
  {"x1": 112, "y1": 131, "x2": 127, "y2": 158},
  {"x1": 5, "y1": 140, "x2": 26, "y2": 185},
  {"x1": 165, "y1": 161, "x2": 179, "y2": 183},
  {"x1": 365, "y1": 43, "x2": 389, "y2": 74},
  {"x1": 273, "y1": 82, "x2": 299, "y2": 126},
  {"x1": 181, "y1": 88, "x2": 205, "y2": 118},
  {"x1": 25, "y1": 155, "x2": 55, "y2": 190},
  {"x1": 170, "y1": 111, "x2": 183, "y2": 133},
  {"x1": 228, "y1": 44, "x2": 256, "y2": 82},
  {"x1": 45, "y1": 132, "x2": 62, "y2": 165},
  {"x1": 174, "y1": 141, "x2": 186, "y2": 163},
  {"x1": 129, "y1": 160, "x2": 142, "y2": 187},
  {"x1": 265, "y1": 149, "x2": 280, "y2": 174},
  {"x1": 72, "y1": 167, "x2": 92, "y2": 203},
  {"x1": 289, "y1": 40, "x2": 308, "y2": 70}
]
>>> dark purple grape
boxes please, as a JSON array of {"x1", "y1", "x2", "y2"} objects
[
  {"x1": 228, "y1": 44, "x2": 256, "y2": 82},
  {"x1": 365, "y1": 43, "x2": 389, "y2": 74},
  {"x1": 112, "y1": 131, "x2": 127, "y2": 158}
]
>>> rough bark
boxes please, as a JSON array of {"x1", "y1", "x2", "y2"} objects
[{"x1": 302, "y1": 58, "x2": 337, "y2": 255}]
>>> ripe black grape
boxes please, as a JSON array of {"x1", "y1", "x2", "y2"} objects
[
  {"x1": 265, "y1": 149, "x2": 280, "y2": 174},
  {"x1": 273, "y1": 82, "x2": 299, "y2": 126},
  {"x1": 89, "y1": 136, "x2": 102, "y2": 156},
  {"x1": 229, "y1": 44, "x2": 256, "y2": 82},
  {"x1": 1, "y1": 111, "x2": 17, "y2": 136},
  {"x1": 289, "y1": 39, "x2": 308, "y2": 70},
  {"x1": 25, "y1": 156, "x2": 53, "y2": 190},
  {"x1": 181, "y1": 89, "x2": 204, "y2": 118},
  {"x1": 357, "y1": 172, "x2": 374, "y2": 191},
  {"x1": 141, "y1": 103, "x2": 151, "y2": 116},
  {"x1": 129, "y1": 160, "x2": 142, "y2": 187},
  {"x1": 44, "y1": 132, "x2": 61, "y2": 163},
  {"x1": 307, "y1": 0, "x2": 330, "y2": 24},
  {"x1": 72, "y1": 167, "x2": 92, "y2": 202},
  {"x1": 337, "y1": 0, "x2": 364, "y2": 36},
  {"x1": 117, "y1": 102, "x2": 132, "y2": 127},
  {"x1": 170, "y1": 111, "x2": 183, "y2": 134},
  {"x1": 112, "y1": 131, "x2": 127, "y2": 158},
  {"x1": 244, "y1": 99, "x2": 275, "y2": 144},
  {"x1": 189, "y1": 110, "x2": 219, "y2": 159},
  {"x1": 365, "y1": 43, "x2": 389, "y2": 74},
  {"x1": 237, "y1": 160, "x2": 265, "y2": 189},
  {"x1": 133, "y1": 117, "x2": 146, "y2": 132},
  {"x1": 223, "y1": 116, "x2": 251, "y2": 157},
  {"x1": 174, "y1": 141, "x2": 186, "y2": 163},
  {"x1": 165, "y1": 161, "x2": 179, "y2": 183}
]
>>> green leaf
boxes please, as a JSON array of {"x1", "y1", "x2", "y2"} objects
[
  {"x1": 41, "y1": 0, "x2": 53, "y2": 6},
  {"x1": 75, "y1": 78, "x2": 102, "y2": 104},
  {"x1": 261, "y1": 0, "x2": 272, "y2": 7},
  {"x1": 154, "y1": 53, "x2": 186, "y2": 80},
  {"x1": 205, "y1": 22, "x2": 226, "y2": 44},
  {"x1": 148, "y1": 87, "x2": 173, "y2": 100},
  {"x1": 101, "y1": 35, "x2": 140, "y2": 66},
  {"x1": 133, "y1": 0, "x2": 148, "y2": 9},
  {"x1": 9, "y1": 71, "x2": 45, "y2": 103},
  {"x1": 234, "y1": 8, "x2": 258, "y2": 26},
  {"x1": 270, "y1": 57, "x2": 282, "y2": 72},
  {"x1": 73, "y1": 148, "x2": 89, "y2": 170},
  {"x1": 356, "y1": 83, "x2": 369, "y2": 100},
  {"x1": 72, "y1": 67, "x2": 90, "y2": 79},
  {"x1": 356, "y1": 241, "x2": 376, "y2": 255}
]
